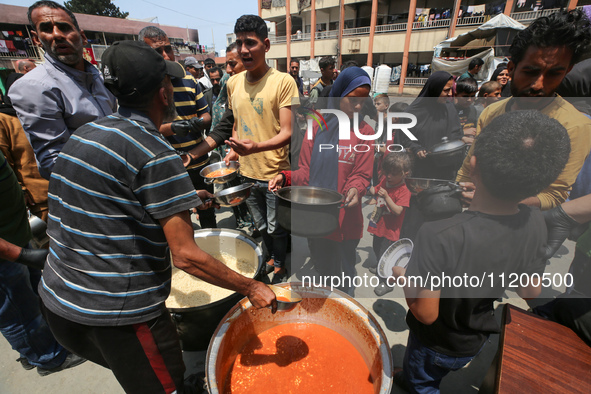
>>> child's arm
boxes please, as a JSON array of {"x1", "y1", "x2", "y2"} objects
[
  {"x1": 377, "y1": 188, "x2": 404, "y2": 215},
  {"x1": 392, "y1": 267, "x2": 440, "y2": 325},
  {"x1": 516, "y1": 279, "x2": 542, "y2": 300}
]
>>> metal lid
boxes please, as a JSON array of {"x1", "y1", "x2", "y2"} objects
[{"x1": 430, "y1": 136, "x2": 465, "y2": 154}]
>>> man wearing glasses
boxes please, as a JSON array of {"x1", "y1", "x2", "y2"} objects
[{"x1": 140, "y1": 26, "x2": 217, "y2": 229}]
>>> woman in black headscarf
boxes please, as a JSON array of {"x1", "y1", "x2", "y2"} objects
[
  {"x1": 490, "y1": 64, "x2": 512, "y2": 97},
  {"x1": 400, "y1": 71, "x2": 462, "y2": 180},
  {"x1": 398, "y1": 71, "x2": 463, "y2": 242}
]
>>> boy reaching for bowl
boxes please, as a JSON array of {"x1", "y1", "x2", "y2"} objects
[{"x1": 390, "y1": 110, "x2": 571, "y2": 393}]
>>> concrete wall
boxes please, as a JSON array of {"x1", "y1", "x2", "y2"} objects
[
  {"x1": 269, "y1": 38, "x2": 340, "y2": 58},
  {"x1": 374, "y1": 32, "x2": 407, "y2": 53},
  {"x1": 409, "y1": 29, "x2": 449, "y2": 52}
]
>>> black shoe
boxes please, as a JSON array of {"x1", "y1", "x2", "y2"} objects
[
  {"x1": 264, "y1": 261, "x2": 275, "y2": 275},
  {"x1": 37, "y1": 353, "x2": 86, "y2": 377},
  {"x1": 16, "y1": 357, "x2": 35, "y2": 371},
  {"x1": 374, "y1": 281, "x2": 394, "y2": 297},
  {"x1": 184, "y1": 372, "x2": 208, "y2": 394},
  {"x1": 271, "y1": 270, "x2": 289, "y2": 284}
]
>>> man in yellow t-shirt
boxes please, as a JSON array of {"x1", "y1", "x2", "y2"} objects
[
  {"x1": 224, "y1": 15, "x2": 299, "y2": 283},
  {"x1": 456, "y1": 9, "x2": 591, "y2": 210}
]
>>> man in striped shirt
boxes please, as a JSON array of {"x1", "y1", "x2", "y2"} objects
[
  {"x1": 140, "y1": 26, "x2": 216, "y2": 229},
  {"x1": 39, "y1": 41, "x2": 276, "y2": 394}
]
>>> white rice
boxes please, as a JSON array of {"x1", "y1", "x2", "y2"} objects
[{"x1": 166, "y1": 252, "x2": 256, "y2": 309}]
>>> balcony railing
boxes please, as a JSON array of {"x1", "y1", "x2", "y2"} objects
[
  {"x1": 510, "y1": 7, "x2": 564, "y2": 22},
  {"x1": 411, "y1": 18, "x2": 452, "y2": 30},
  {"x1": 456, "y1": 15, "x2": 487, "y2": 26},
  {"x1": 375, "y1": 22, "x2": 408, "y2": 33},
  {"x1": 0, "y1": 46, "x2": 42, "y2": 60},
  {"x1": 342, "y1": 26, "x2": 371, "y2": 36},
  {"x1": 404, "y1": 78, "x2": 429, "y2": 85},
  {"x1": 270, "y1": 35, "x2": 287, "y2": 44}
]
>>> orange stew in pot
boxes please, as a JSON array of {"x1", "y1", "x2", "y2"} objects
[{"x1": 224, "y1": 322, "x2": 373, "y2": 394}]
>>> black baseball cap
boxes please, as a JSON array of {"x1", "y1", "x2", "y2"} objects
[{"x1": 102, "y1": 40, "x2": 185, "y2": 99}]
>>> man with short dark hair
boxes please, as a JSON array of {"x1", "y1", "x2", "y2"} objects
[
  {"x1": 309, "y1": 56, "x2": 335, "y2": 105},
  {"x1": 15, "y1": 59, "x2": 36, "y2": 74},
  {"x1": 184, "y1": 42, "x2": 257, "y2": 235},
  {"x1": 9, "y1": 0, "x2": 116, "y2": 179},
  {"x1": 203, "y1": 66, "x2": 223, "y2": 115},
  {"x1": 223, "y1": 15, "x2": 299, "y2": 282},
  {"x1": 458, "y1": 57, "x2": 484, "y2": 81},
  {"x1": 39, "y1": 40, "x2": 276, "y2": 393},
  {"x1": 140, "y1": 25, "x2": 216, "y2": 229},
  {"x1": 5, "y1": 59, "x2": 36, "y2": 95},
  {"x1": 457, "y1": 9, "x2": 591, "y2": 210},
  {"x1": 199, "y1": 58, "x2": 216, "y2": 90},
  {"x1": 290, "y1": 59, "x2": 303, "y2": 95}
]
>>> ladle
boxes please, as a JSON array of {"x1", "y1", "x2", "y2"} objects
[{"x1": 267, "y1": 284, "x2": 302, "y2": 312}]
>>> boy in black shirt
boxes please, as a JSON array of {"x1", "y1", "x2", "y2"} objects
[{"x1": 391, "y1": 110, "x2": 571, "y2": 393}]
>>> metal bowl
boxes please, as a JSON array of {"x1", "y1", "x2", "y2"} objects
[
  {"x1": 405, "y1": 177, "x2": 459, "y2": 195},
  {"x1": 377, "y1": 238, "x2": 413, "y2": 279},
  {"x1": 200, "y1": 161, "x2": 240, "y2": 184},
  {"x1": 214, "y1": 183, "x2": 253, "y2": 207}
]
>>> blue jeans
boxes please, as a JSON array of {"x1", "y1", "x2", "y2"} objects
[
  {"x1": 242, "y1": 177, "x2": 288, "y2": 268},
  {"x1": 403, "y1": 331, "x2": 482, "y2": 394},
  {"x1": 0, "y1": 258, "x2": 67, "y2": 368}
]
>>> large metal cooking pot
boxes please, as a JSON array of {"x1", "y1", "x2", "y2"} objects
[
  {"x1": 405, "y1": 177, "x2": 458, "y2": 195},
  {"x1": 417, "y1": 183, "x2": 463, "y2": 220},
  {"x1": 275, "y1": 186, "x2": 344, "y2": 238},
  {"x1": 167, "y1": 229, "x2": 264, "y2": 351},
  {"x1": 206, "y1": 283, "x2": 393, "y2": 394},
  {"x1": 428, "y1": 136, "x2": 466, "y2": 169}
]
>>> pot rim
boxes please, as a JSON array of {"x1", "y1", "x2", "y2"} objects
[
  {"x1": 275, "y1": 186, "x2": 344, "y2": 206},
  {"x1": 428, "y1": 144, "x2": 466, "y2": 156},
  {"x1": 166, "y1": 229, "x2": 263, "y2": 313}
]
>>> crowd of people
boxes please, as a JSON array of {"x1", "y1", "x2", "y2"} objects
[{"x1": 1, "y1": 1, "x2": 591, "y2": 393}]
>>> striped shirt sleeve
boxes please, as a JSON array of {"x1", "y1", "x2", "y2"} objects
[{"x1": 132, "y1": 151, "x2": 201, "y2": 219}]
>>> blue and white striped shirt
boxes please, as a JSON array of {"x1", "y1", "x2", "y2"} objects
[{"x1": 39, "y1": 108, "x2": 201, "y2": 326}]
